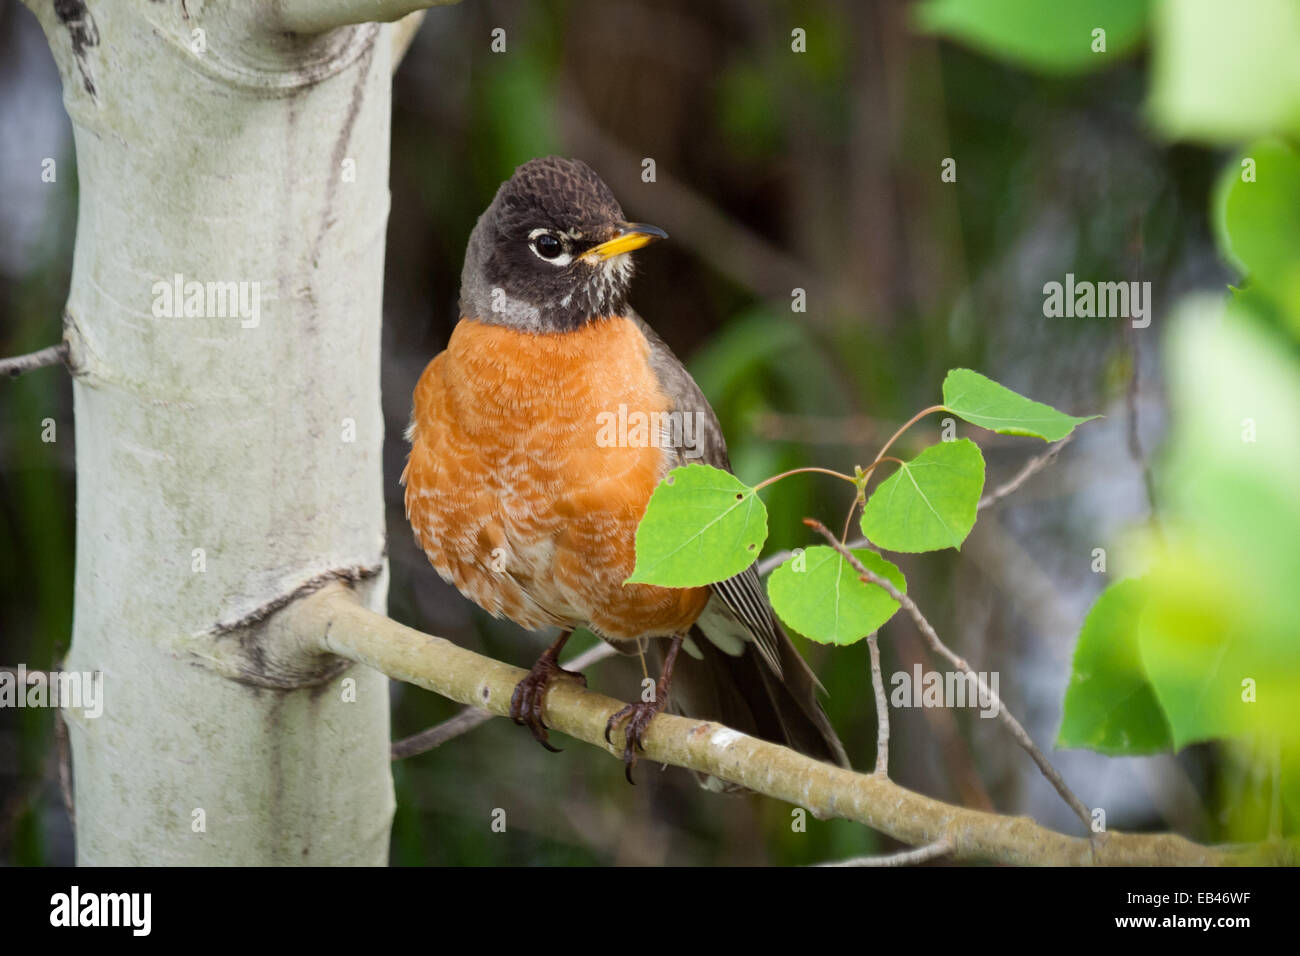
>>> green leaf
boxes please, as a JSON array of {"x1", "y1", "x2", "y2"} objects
[
  {"x1": 1058, "y1": 579, "x2": 1174, "y2": 755},
  {"x1": 767, "y1": 547, "x2": 905, "y2": 646},
  {"x1": 860, "y1": 439, "x2": 985, "y2": 553},
  {"x1": 942, "y1": 369, "x2": 1097, "y2": 441},
  {"x1": 1136, "y1": 298, "x2": 1300, "y2": 751},
  {"x1": 914, "y1": 0, "x2": 1148, "y2": 75},
  {"x1": 1213, "y1": 140, "x2": 1300, "y2": 334},
  {"x1": 1137, "y1": 556, "x2": 1277, "y2": 750},
  {"x1": 1148, "y1": 0, "x2": 1300, "y2": 144},
  {"x1": 626, "y1": 464, "x2": 767, "y2": 588}
]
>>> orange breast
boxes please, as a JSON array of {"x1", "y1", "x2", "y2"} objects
[{"x1": 402, "y1": 316, "x2": 709, "y2": 641}]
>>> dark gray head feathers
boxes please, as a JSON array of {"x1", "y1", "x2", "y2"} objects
[{"x1": 459, "y1": 157, "x2": 641, "y2": 332}]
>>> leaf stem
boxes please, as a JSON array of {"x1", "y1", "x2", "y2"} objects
[
  {"x1": 840, "y1": 492, "x2": 862, "y2": 543},
  {"x1": 870, "y1": 404, "x2": 947, "y2": 468},
  {"x1": 752, "y1": 466, "x2": 859, "y2": 493},
  {"x1": 756, "y1": 410, "x2": 923, "y2": 544}
]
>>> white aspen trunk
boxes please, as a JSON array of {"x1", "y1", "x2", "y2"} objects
[{"x1": 23, "y1": 0, "x2": 416, "y2": 864}]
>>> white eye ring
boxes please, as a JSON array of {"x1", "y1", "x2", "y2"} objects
[{"x1": 527, "y1": 228, "x2": 573, "y2": 267}]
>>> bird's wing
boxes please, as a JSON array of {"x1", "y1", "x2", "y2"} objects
[{"x1": 629, "y1": 311, "x2": 783, "y2": 676}]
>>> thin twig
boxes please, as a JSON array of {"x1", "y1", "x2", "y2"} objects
[
  {"x1": 0, "y1": 662, "x2": 79, "y2": 827},
  {"x1": 759, "y1": 535, "x2": 868, "y2": 572},
  {"x1": 1123, "y1": 217, "x2": 1163, "y2": 539},
  {"x1": 978, "y1": 434, "x2": 1073, "y2": 511},
  {"x1": 817, "y1": 838, "x2": 952, "y2": 867},
  {"x1": 55, "y1": 709, "x2": 75, "y2": 828},
  {"x1": 804, "y1": 518, "x2": 1094, "y2": 832},
  {"x1": 0, "y1": 342, "x2": 68, "y2": 379},
  {"x1": 758, "y1": 431, "x2": 1071, "y2": 574},
  {"x1": 895, "y1": 625, "x2": 995, "y2": 812},
  {"x1": 391, "y1": 640, "x2": 619, "y2": 760},
  {"x1": 758, "y1": 536, "x2": 870, "y2": 576},
  {"x1": 866, "y1": 634, "x2": 889, "y2": 776},
  {"x1": 0, "y1": 699, "x2": 68, "y2": 854},
  {"x1": 0, "y1": 667, "x2": 56, "y2": 680},
  {"x1": 1123, "y1": 320, "x2": 1164, "y2": 541},
  {"x1": 391, "y1": 706, "x2": 491, "y2": 759}
]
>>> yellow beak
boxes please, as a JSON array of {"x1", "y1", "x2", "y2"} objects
[{"x1": 584, "y1": 222, "x2": 668, "y2": 261}]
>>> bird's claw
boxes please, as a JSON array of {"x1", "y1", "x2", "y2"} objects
[
  {"x1": 509, "y1": 654, "x2": 586, "y2": 753},
  {"x1": 604, "y1": 696, "x2": 666, "y2": 784}
]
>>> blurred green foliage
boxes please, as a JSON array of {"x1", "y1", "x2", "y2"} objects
[
  {"x1": 1058, "y1": 578, "x2": 1173, "y2": 755},
  {"x1": 917, "y1": 0, "x2": 1148, "y2": 74},
  {"x1": 1148, "y1": 0, "x2": 1300, "y2": 143},
  {"x1": 1215, "y1": 140, "x2": 1300, "y2": 336},
  {"x1": 932, "y1": 0, "x2": 1300, "y2": 842}
]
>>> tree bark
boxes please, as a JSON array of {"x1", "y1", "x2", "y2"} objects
[{"x1": 22, "y1": 0, "x2": 419, "y2": 864}]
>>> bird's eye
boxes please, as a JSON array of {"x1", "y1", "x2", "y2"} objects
[{"x1": 533, "y1": 233, "x2": 563, "y2": 259}]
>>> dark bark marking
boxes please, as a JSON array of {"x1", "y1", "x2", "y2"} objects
[{"x1": 53, "y1": 0, "x2": 99, "y2": 98}]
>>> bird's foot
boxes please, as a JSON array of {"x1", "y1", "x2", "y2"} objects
[
  {"x1": 604, "y1": 695, "x2": 668, "y2": 784},
  {"x1": 509, "y1": 652, "x2": 586, "y2": 752}
]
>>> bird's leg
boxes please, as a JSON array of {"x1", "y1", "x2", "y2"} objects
[
  {"x1": 604, "y1": 634, "x2": 683, "y2": 783},
  {"x1": 509, "y1": 628, "x2": 586, "y2": 752}
]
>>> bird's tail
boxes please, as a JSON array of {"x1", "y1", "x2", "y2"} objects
[{"x1": 652, "y1": 621, "x2": 850, "y2": 787}]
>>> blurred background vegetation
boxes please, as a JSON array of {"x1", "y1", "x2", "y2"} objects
[{"x1": 1, "y1": 0, "x2": 1289, "y2": 864}]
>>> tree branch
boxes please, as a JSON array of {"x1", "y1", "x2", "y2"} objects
[
  {"x1": 390, "y1": 11, "x2": 425, "y2": 71},
  {"x1": 275, "y1": 0, "x2": 458, "y2": 35},
  {"x1": 0, "y1": 343, "x2": 68, "y2": 379},
  {"x1": 391, "y1": 641, "x2": 618, "y2": 759},
  {"x1": 282, "y1": 582, "x2": 1277, "y2": 865}
]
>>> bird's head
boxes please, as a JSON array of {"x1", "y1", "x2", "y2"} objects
[{"x1": 459, "y1": 156, "x2": 667, "y2": 332}]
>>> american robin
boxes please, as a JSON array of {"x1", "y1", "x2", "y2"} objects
[{"x1": 402, "y1": 156, "x2": 848, "y2": 781}]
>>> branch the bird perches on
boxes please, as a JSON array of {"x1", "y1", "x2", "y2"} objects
[{"x1": 285, "y1": 581, "x2": 1270, "y2": 866}]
